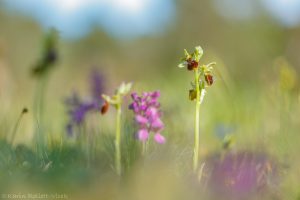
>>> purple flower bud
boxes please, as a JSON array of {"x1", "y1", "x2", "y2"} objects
[
  {"x1": 154, "y1": 133, "x2": 165, "y2": 144},
  {"x1": 138, "y1": 129, "x2": 149, "y2": 141},
  {"x1": 90, "y1": 69, "x2": 105, "y2": 101},
  {"x1": 131, "y1": 92, "x2": 138, "y2": 101},
  {"x1": 135, "y1": 115, "x2": 148, "y2": 125},
  {"x1": 148, "y1": 99, "x2": 159, "y2": 107},
  {"x1": 142, "y1": 92, "x2": 149, "y2": 98},
  {"x1": 151, "y1": 118, "x2": 164, "y2": 129},
  {"x1": 145, "y1": 107, "x2": 158, "y2": 119},
  {"x1": 151, "y1": 91, "x2": 160, "y2": 99},
  {"x1": 128, "y1": 103, "x2": 133, "y2": 109},
  {"x1": 140, "y1": 102, "x2": 148, "y2": 111}
]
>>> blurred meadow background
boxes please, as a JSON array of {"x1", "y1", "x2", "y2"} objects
[{"x1": 0, "y1": 0, "x2": 300, "y2": 199}]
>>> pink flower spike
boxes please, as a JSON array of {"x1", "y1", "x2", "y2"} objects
[
  {"x1": 154, "y1": 133, "x2": 166, "y2": 144},
  {"x1": 138, "y1": 129, "x2": 149, "y2": 141},
  {"x1": 135, "y1": 115, "x2": 148, "y2": 125}
]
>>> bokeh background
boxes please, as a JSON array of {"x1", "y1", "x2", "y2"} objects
[{"x1": 0, "y1": 0, "x2": 300, "y2": 199}]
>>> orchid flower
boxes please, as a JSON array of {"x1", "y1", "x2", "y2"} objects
[
  {"x1": 101, "y1": 82, "x2": 132, "y2": 175},
  {"x1": 129, "y1": 91, "x2": 166, "y2": 154},
  {"x1": 178, "y1": 46, "x2": 216, "y2": 172}
]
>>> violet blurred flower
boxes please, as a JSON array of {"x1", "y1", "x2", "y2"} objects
[
  {"x1": 90, "y1": 69, "x2": 105, "y2": 101},
  {"x1": 129, "y1": 91, "x2": 165, "y2": 144},
  {"x1": 65, "y1": 70, "x2": 105, "y2": 136},
  {"x1": 69, "y1": 102, "x2": 97, "y2": 124},
  {"x1": 205, "y1": 151, "x2": 278, "y2": 200}
]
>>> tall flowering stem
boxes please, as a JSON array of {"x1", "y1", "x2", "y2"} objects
[
  {"x1": 115, "y1": 103, "x2": 122, "y2": 173},
  {"x1": 178, "y1": 46, "x2": 216, "y2": 172},
  {"x1": 31, "y1": 29, "x2": 58, "y2": 161},
  {"x1": 32, "y1": 30, "x2": 58, "y2": 122},
  {"x1": 194, "y1": 67, "x2": 201, "y2": 172},
  {"x1": 129, "y1": 91, "x2": 166, "y2": 155},
  {"x1": 102, "y1": 82, "x2": 132, "y2": 175}
]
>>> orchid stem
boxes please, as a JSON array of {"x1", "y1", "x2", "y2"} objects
[
  {"x1": 193, "y1": 68, "x2": 201, "y2": 172},
  {"x1": 34, "y1": 75, "x2": 49, "y2": 164},
  {"x1": 115, "y1": 104, "x2": 122, "y2": 176},
  {"x1": 10, "y1": 111, "x2": 26, "y2": 144}
]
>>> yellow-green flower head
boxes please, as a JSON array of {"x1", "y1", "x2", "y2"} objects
[
  {"x1": 178, "y1": 45, "x2": 217, "y2": 103},
  {"x1": 117, "y1": 82, "x2": 133, "y2": 96},
  {"x1": 102, "y1": 82, "x2": 132, "y2": 107},
  {"x1": 178, "y1": 46, "x2": 203, "y2": 71}
]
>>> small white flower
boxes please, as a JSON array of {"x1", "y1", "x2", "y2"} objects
[
  {"x1": 118, "y1": 82, "x2": 132, "y2": 96},
  {"x1": 193, "y1": 46, "x2": 203, "y2": 61},
  {"x1": 102, "y1": 82, "x2": 132, "y2": 107}
]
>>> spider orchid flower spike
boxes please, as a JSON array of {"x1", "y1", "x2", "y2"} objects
[
  {"x1": 178, "y1": 46, "x2": 216, "y2": 172},
  {"x1": 129, "y1": 91, "x2": 166, "y2": 155},
  {"x1": 101, "y1": 82, "x2": 132, "y2": 175}
]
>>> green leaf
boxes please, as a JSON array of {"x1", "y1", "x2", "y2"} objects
[{"x1": 184, "y1": 49, "x2": 190, "y2": 59}]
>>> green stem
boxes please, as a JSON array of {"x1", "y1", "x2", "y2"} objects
[
  {"x1": 115, "y1": 105, "x2": 122, "y2": 175},
  {"x1": 35, "y1": 75, "x2": 49, "y2": 125},
  {"x1": 10, "y1": 112, "x2": 24, "y2": 144},
  {"x1": 34, "y1": 75, "x2": 49, "y2": 164},
  {"x1": 86, "y1": 125, "x2": 91, "y2": 169},
  {"x1": 193, "y1": 69, "x2": 201, "y2": 172}
]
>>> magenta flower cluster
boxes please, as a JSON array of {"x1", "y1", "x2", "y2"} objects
[{"x1": 129, "y1": 91, "x2": 166, "y2": 144}]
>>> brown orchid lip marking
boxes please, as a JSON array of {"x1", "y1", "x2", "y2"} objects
[
  {"x1": 101, "y1": 100, "x2": 109, "y2": 115},
  {"x1": 205, "y1": 74, "x2": 214, "y2": 86},
  {"x1": 187, "y1": 58, "x2": 199, "y2": 71}
]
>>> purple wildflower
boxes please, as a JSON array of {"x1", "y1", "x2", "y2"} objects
[
  {"x1": 65, "y1": 69, "x2": 105, "y2": 135},
  {"x1": 65, "y1": 95, "x2": 98, "y2": 135},
  {"x1": 204, "y1": 151, "x2": 278, "y2": 200},
  {"x1": 69, "y1": 102, "x2": 97, "y2": 124},
  {"x1": 129, "y1": 91, "x2": 165, "y2": 144},
  {"x1": 90, "y1": 69, "x2": 105, "y2": 101}
]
